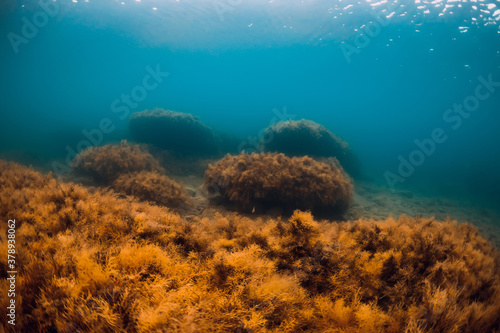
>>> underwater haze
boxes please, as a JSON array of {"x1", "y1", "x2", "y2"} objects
[
  {"x1": 3, "y1": 1, "x2": 500, "y2": 332},
  {"x1": 1, "y1": 0, "x2": 500, "y2": 205}
]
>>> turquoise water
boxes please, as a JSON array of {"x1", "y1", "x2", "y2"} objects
[{"x1": 0, "y1": 0, "x2": 499, "y2": 208}]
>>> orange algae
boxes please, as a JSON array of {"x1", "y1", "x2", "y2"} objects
[
  {"x1": 71, "y1": 141, "x2": 192, "y2": 210},
  {"x1": 0, "y1": 160, "x2": 499, "y2": 332},
  {"x1": 72, "y1": 140, "x2": 164, "y2": 184},
  {"x1": 112, "y1": 171, "x2": 192, "y2": 209},
  {"x1": 204, "y1": 152, "x2": 353, "y2": 215}
]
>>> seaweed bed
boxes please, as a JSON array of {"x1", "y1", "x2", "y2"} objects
[{"x1": 1, "y1": 160, "x2": 500, "y2": 333}]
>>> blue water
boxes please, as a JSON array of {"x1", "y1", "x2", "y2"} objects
[{"x1": 1, "y1": 0, "x2": 499, "y2": 207}]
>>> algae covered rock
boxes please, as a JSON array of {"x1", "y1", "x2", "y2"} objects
[
  {"x1": 204, "y1": 152, "x2": 353, "y2": 214},
  {"x1": 262, "y1": 119, "x2": 360, "y2": 176},
  {"x1": 112, "y1": 171, "x2": 191, "y2": 209},
  {"x1": 72, "y1": 140, "x2": 164, "y2": 184},
  {"x1": 129, "y1": 108, "x2": 218, "y2": 155}
]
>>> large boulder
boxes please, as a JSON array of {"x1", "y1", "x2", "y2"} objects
[
  {"x1": 129, "y1": 108, "x2": 218, "y2": 156},
  {"x1": 112, "y1": 171, "x2": 192, "y2": 209},
  {"x1": 204, "y1": 152, "x2": 353, "y2": 215},
  {"x1": 72, "y1": 140, "x2": 164, "y2": 184},
  {"x1": 261, "y1": 119, "x2": 360, "y2": 176}
]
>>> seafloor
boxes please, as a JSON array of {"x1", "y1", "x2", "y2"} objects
[
  {"x1": 1, "y1": 143, "x2": 500, "y2": 332},
  {"x1": 178, "y1": 174, "x2": 500, "y2": 249}
]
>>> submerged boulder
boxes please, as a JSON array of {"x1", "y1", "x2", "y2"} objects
[
  {"x1": 261, "y1": 119, "x2": 360, "y2": 176},
  {"x1": 112, "y1": 171, "x2": 192, "y2": 209},
  {"x1": 72, "y1": 142, "x2": 191, "y2": 209},
  {"x1": 204, "y1": 152, "x2": 353, "y2": 215},
  {"x1": 129, "y1": 108, "x2": 218, "y2": 156},
  {"x1": 72, "y1": 140, "x2": 164, "y2": 184}
]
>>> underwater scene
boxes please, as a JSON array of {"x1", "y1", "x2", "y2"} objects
[{"x1": 1, "y1": 0, "x2": 500, "y2": 332}]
